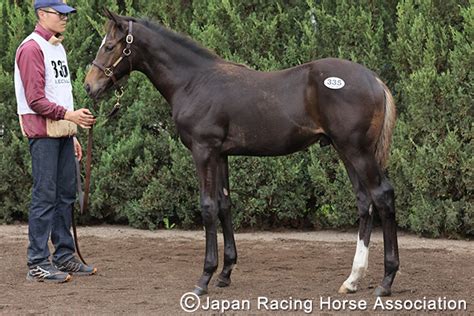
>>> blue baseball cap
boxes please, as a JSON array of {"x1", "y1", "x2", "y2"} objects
[{"x1": 34, "y1": 0, "x2": 76, "y2": 14}]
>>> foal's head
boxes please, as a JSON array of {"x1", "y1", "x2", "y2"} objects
[{"x1": 84, "y1": 9, "x2": 135, "y2": 100}]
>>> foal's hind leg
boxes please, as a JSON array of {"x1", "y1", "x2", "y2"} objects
[
  {"x1": 340, "y1": 150, "x2": 399, "y2": 296},
  {"x1": 338, "y1": 158, "x2": 374, "y2": 294},
  {"x1": 372, "y1": 179, "x2": 399, "y2": 296},
  {"x1": 215, "y1": 156, "x2": 237, "y2": 288}
]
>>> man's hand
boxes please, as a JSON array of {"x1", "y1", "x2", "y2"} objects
[
  {"x1": 73, "y1": 136, "x2": 82, "y2": 161},
  {"x1": 64, "y1": 108, "x2": 96, "y2": 128}
]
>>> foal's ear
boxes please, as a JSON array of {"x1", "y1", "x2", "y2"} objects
[
  {"x1": 103, "y1": 9, "x2": 127, "y2": 33},
  {"x1": 103, "y1": 8, "x2": 117, "y2": 22}
]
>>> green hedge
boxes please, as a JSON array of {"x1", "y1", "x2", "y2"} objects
[{"x1": 0, "y1": 0, "x2": 472, "y2": 237}]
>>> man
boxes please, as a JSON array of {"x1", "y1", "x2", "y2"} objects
[{"x1": 14, "y1": 0, "x2": 97, "y2": 283}]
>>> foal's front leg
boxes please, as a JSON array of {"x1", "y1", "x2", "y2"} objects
[{"x1": 192, "y1": 146, "x2": 220, "y2": 296}]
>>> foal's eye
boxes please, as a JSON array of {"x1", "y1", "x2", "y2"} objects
[{"x1": 104, "y1": 44, "x2": 114, "y2": 52}]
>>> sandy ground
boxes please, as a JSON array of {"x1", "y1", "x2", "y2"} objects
[{"x1": 0, "y1": 225, "x2": 472, "y2": 315}]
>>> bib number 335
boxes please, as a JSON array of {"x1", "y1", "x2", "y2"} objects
[{"x1": 51, "y1": 60, "x2": 69, "y2": 78}]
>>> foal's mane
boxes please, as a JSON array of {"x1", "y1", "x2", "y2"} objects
[{"x1": 114, "y1": 16, "x2": 220, "y2": 61}]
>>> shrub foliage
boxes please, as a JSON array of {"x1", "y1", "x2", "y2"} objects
[{"x1": 0, "y1": 0, "x2": 471, "y2": 237}]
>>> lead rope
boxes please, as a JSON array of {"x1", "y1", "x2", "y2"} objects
[
  {"x1": 82, "y1": 125, "x2": 93, "y2": 214},
  {"x1": 71, "y1": 128, "x2": 92, "y2": 266},
  {"x1": 72, "y1": 204, "x2": 88, "y2": 265},
  {"x1": 72, "y1": 92, "x2": 124, "y2": 266},
  {"x1": 73, "y1": 20, "x2": 132, "y2": 266}
]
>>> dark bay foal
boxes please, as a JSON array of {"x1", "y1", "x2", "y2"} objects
[{"x1": 84, "y1": 10, "x2": 398, "y2": 297}]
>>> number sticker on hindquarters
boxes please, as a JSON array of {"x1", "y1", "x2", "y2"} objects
[{"x1": 324, "y1": 77, "x2": 345, "y2": 89}]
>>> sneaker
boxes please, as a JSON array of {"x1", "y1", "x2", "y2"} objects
[
  {"x1": 27, "y1": 264, "x2": 72, "y2": 283},
  {"x1": 55, "y1": 257, "x2": 97, "y2": 276}
]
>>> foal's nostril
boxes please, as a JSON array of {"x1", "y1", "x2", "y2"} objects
[{"x1": 84, "y1": 83, "x2": 91, "y2": 94}]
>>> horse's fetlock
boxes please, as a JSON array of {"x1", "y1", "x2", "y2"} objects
[
  {"x1": 385, "y1": 259, "x2": 399, "y2": 273},
  {"x1": 224, "y1": 252, "x2": 237, "y2": 265},
  {"x1": 204, "y1": 260, "x2": 218, "y2": 273}
]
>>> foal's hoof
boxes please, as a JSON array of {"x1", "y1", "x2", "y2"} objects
[
  {"x1": 338, "y1": 283, "x2": 356, "y2": 294},
  {"x1": 193, "y1": 286, "x2": 208, "y2": 296},
  {"x1": 374, "y1": 286, "x2": 391, "y2": 297},
  {"x1": 215, "y1": 277, "x2": 231, "y2": 288}
]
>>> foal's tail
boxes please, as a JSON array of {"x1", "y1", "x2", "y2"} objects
[{"x1": 375, "y1": 77, "x2": 396, "y2": 170}]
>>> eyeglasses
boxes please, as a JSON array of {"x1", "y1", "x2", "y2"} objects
[{"x1": 40, "y1": 9, "x2": 69, "y2": 21}]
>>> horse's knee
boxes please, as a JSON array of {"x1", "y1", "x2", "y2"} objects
[{"x1": 201, "y1": 198, "x2": 218, "y2": 224}]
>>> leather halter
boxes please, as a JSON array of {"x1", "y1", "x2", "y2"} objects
[
  {"x1": 92, "y1": 20, "x2": 134, "y2": 86},
  {"x1": 88, "y1": 20, "x2": 134, "y2": 126}
]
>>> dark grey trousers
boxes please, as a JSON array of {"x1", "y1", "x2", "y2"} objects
[{"x1": 27, "y1": 137, "x2": 76, "y2": 267}]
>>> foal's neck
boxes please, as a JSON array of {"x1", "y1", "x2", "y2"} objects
[{"x1": 133, "y1": 22, "x2": 221, "y2": 103}]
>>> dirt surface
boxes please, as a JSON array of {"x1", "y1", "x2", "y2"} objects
[{"x1": 0, "y1": 225, "x2": 472, "y2": 315}]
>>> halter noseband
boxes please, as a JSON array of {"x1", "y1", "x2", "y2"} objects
[{"x1": 92, "y1": 20, "x2": 134, "y2": 87}]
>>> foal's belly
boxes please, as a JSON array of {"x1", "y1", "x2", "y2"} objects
[{"x1": 221, "y1": 125, "x2": 324, "y2": 156}]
